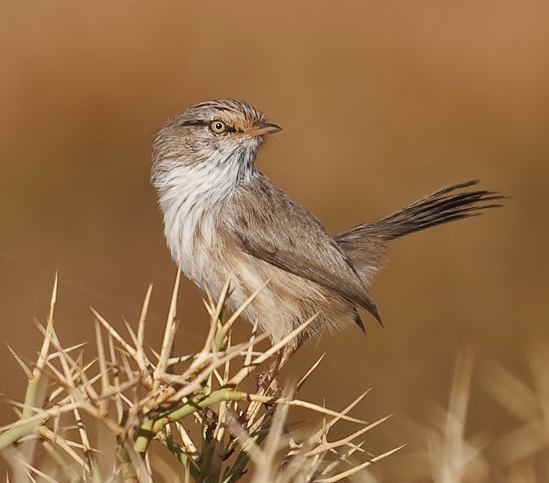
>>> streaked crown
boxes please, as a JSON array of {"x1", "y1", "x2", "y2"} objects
[{"x1": 152, "y1": 99, "x2": 282, "y2": 168}]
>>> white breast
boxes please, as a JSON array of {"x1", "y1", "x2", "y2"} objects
[{"x1": 153, "y1": 151, "x2": 256, "y2": 289}]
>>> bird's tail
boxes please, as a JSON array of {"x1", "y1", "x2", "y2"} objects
[
  {"x1": 360, "y1": 180, "x2": 504, "y2": 241},
  {"x1": 335, "y1": 180, "x2": 505, "y2": 283}
]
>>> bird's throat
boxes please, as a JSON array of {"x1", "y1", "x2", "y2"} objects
[{"x1": 154, "y1": 151, "x2": 258, "y2": 274}]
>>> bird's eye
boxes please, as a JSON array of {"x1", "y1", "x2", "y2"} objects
[{"x1": 210, "y1": 120, "x2": 227, "y2": 134}]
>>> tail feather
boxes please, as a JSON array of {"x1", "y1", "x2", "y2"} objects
[
  {"x1": 367, "y1": 180, "x2": 504, "y2": 240},
  {"x1": 335, "y1": 180, "x2": 505, "y2": 284}
]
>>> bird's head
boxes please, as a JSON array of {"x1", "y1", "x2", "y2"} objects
[{"x1": 152, "y1": 99, "x2": 282, "y2": 172}]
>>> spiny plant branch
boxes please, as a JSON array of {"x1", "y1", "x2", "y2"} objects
[{"x1": 0, "y1": 273, "x2": 396, "y2": 482}]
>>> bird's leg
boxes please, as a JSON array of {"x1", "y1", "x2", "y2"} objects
[
  {"x1": 255, "y1": 346, "x2": 295, "y2": 396},
  {"x1": 240, "y1": 345, "x2": 299, "y2": 426},
  {"x1": 239, "y1": 350, "x2": 284, "y2": 426},
  {"x1": 255, "y1": 350, "x2": 284, "y2": 396}
]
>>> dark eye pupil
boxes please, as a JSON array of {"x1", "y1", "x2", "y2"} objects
[{"x1": 211, "y1": 120, "x2": 226, "y2": 133}]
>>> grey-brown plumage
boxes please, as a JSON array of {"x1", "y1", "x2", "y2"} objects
[{"x1": 152, "y1": 99, "x2": 503, "y2": 357}]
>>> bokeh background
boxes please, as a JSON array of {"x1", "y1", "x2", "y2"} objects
[{"x1": 1, "y1": 0, "x2": 548, "y2": 480}]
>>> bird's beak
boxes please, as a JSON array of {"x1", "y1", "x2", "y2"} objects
[{"x1": 246, "y1": 121, "x2": 283, "y2": 138}]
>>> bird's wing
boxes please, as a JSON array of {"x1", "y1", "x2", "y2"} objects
[{"x1": 220, "y1": 174, "x2": 381, "y2": 325}]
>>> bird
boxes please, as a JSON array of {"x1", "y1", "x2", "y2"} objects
[{"x1": 151, "y1": 99, "x2": 503, "y2": 382}]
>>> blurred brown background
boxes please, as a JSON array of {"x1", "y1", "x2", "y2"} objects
[{"x1": 0, "y1": 0, "x2": 548, "y2": 480}]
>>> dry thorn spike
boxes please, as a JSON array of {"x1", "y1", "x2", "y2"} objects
[
  {"x1": 218, "y1": 278, "x2": 271, "y2": 344},
  {"x1": 229, "y1": 315, "x2": 316, "y2": 387},
  {"x1": 202, "y1": 285, "x2": 216, "y2": 317},
  {"x1": 136, "y1": 284, "x2": 153, "y2": 365},
  {"x1": 296, "y1": 353, "x2": 326, "y2": 393},
  {"x1": 323, "y1": 389, "x2": 372, "y2": 434},
  {"x1": 40, "y1": 340, "x2": 87, "y2": 361},
  {"x1": 0, "y1": 400, "x2": 81, "y2": 435},
  {"x1": 7, "y1": 346, "x2": 32, "y2": 379},
  {"x1": 245, "y1": 394, "x2": 366, "y2": 425},
  {"x1": 318, "y1": 444, "x2": 406, "y2": 483},
  {"x1": 13, "y1": 455, "x2": 60, "y2": 483},
  {"x1": 106, "y1": 332, "x2": 126, "y2": 424},
  {"x1": 212, "y1": 398, "x2": 229, "y2": 449},
  {"x1": 43, "y1": 359, "x2": 72, "y2": 392},
  {"x1": 251, "y1": 314, "x2": 316, "y2": 365},
  {"x1": 175, "y1": 334, "x2": 269, "y2": 396},
  {"x1": 244, "y1": 320, "x2": 260, "y2": 367},
  {"x1": 224, "y1": 411, "x2": 266, "y2": 467},
  {"x1": 122, "y1": 318, "x2": 138, "y2": 350},
  {"x1": 170, "y1": 343, "x2": 263, "y2": 401},
  {"x1": 307, "y1": 415, "x2": 392, "y2": 457},
  {"x1": 321, "y1": 442, "x2": 364, "y2": 478},
  {"x1": 94, "y1": 320, "x2": 110, "y2": 412},
  {"x1": 260, "y1": 397, "x2": 292, "y2": 470},
  {"x1": 205, "y1": 273, "x2": 233, "y2": 346},
  {"x1": 91, "y1": 307, "x2": 137, "y2": 360},
  {"x1": 35, "y1": 272, "x2": 58, "y2": 378},
  {"x1": 44, "y1": 339, "x2": 100, "y2": 403},
  {"x1": 153, "y1": 268, "x2": 181, "y2": 387},
  {"x1": 95, "y1": 376, "x2": 142, "y2": 402},
  {"x1": 174, "y1": 424, "x2": 199, "y2": 461},
  {"x1": 70, "y1": 406, "x2": 95, "y2": 471},
  {"x1": 447, "y1": 347, "x2": 475, "y2": 430},
  {"x1": 39, "y1": 426, "x2": 88, "y2": 470}
]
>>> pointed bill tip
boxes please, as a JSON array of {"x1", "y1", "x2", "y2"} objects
[{"x1": 247, "y1": 121, "x2": 283, "y2": 137}]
